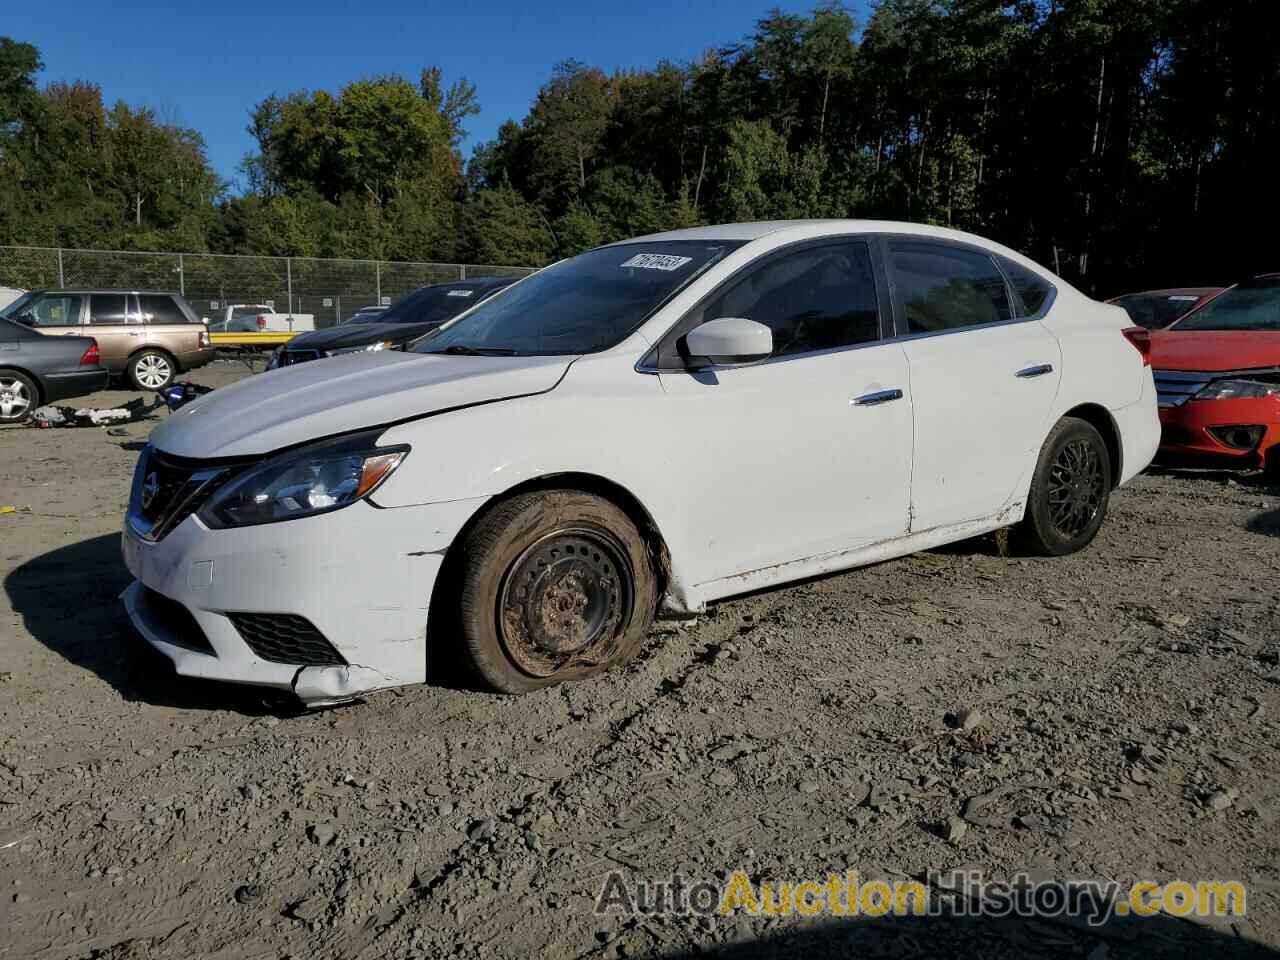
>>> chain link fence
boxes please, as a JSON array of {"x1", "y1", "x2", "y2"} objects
[{"x1": 0, "y1": 246, "x2": 537, "y2": 328}]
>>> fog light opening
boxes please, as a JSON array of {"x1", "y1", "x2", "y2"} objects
[{"x1": 1207, "y1": 425, "x2": 1265, "y2": 450}]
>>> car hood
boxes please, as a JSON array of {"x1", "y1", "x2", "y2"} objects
[
  {"x1": 284, "y1": 322, "x2": 436, "y2": 352},
  {"x1": 1150, "y1": 330, "x2": 1280, "y2": 372},
  {"x1": 149, "y1": 350, "x2": 573, "y2": 458}
]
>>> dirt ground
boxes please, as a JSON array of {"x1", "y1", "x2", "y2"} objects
[{"x1": 1, "y1": 358, "x2": 1279, "y2": 960}]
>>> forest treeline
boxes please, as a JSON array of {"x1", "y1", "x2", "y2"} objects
[{"x1": 2, "y1": 0, "x2": 1277, "y2": 293}]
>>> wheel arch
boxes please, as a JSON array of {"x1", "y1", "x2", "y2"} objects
[
  {"x1": 426, "y1": 472, "x2": 678, "y2": 669},
  {"x1": 128, "y1": 344, "x2": 178, "y2": 366},
  {"x1": 1061, "y1": 403, "x2": 1123, "y2": 489}
]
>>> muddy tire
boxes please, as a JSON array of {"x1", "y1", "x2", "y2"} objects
[
  {"x1": 127, "y1": 350, "x2": 176, "y2": 391},
  {"x1": 455, "y1": 490, "x2": 657, "y2": 694},
  {"x1": 1012, "y1": 416, "x2": 1112, "y2": 557},
  {"x1": 0, "y1": 370, "x2": 38, "y2": 423}
]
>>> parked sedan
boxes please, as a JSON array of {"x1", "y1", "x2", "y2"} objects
[
  {"x1": 0, "y1": 316, "x2": 108, "y2": 423},
  {"x1": 267, "y1": 278, "x2": 514, "y2": 369},
  {"x1": 1150, "y1": 273, "x2": 1280, "y2": 477},
  {"x1": 1108, "y1": 287, "x2": 1224, "y2": 329},
  {"x1": 121, "y1": 221, "x2": 1158, "y2": 706},
  {"x1": 0, "y1": 289, "x2": 213, "y2": 390}
]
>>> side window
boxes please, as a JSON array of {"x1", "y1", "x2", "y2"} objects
[
  {"x1": 998, "y1": 256, "x2": 1054, "y2": 317},
  {"x1": 29, "y1": 294, "x2": 82, "y2": 326},
  {"x1": 889, "y1": 241, "x2": 1012, "y2": 334},
  {"x1": 138, "y1": 294, "x2": 187, "y2": 325},
  {"x1": 89, "y1": 293, "x2": 128, "y2": 325},
  {"x1": 698, "y1": 241, "x2": 880, "y2": 358}
]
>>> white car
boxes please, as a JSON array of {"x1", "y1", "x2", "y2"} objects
[{"x1": 121, "y1": 220, "x2": 1159, "y2": 706}]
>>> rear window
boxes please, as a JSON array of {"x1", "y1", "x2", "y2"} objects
[{"x1": 231, "y1": 306, "x2": 267, "y2": 319}]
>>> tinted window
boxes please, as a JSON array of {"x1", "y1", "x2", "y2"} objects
[
  {"x1": 89, "y1": 293, "x2": 129, "y2": 324},
  {"x1": 28, "y1": 293, "x2": 82, "y2": 326},
  {"x1": 1112, "y1": 293, "x2": 1199, "y2": 330},
  {"x1": 1175, "y1": 278, "x2": 1280, "y2": 331},
  {"x1": 697, "y1": 241, "x2": 880, "y2": 357},
  {"x1": 999, "y1": 257, "x2": 1053, "y2": 317},
  {"x1": 373, "y1": 285, "x2": 489, "y2": 326},
  {"x1": 890, "y1": 242, "x2": 1012, "y2": 333},
  {"x1": 138, "y1": 294, "x2": 187, "y2": 325},
  {"x1": 417, "y1": 241, "x2": 739, "y2": 356}
]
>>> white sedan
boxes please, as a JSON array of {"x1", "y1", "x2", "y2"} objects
[{"x1": 120, "y1": 221, "x2": 1159, "y2": 705}]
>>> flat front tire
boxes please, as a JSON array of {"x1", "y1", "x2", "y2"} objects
[
  {"x1": 1013, "y1": 417, "x2": 1112, "y2": 556},
  {"x1": 455, "y1": 491, "x2": 657, "y2": 694}
]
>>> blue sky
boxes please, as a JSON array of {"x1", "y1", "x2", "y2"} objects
[{"x1": 7, "y1": 0, "x2": 865, "y2": 193}]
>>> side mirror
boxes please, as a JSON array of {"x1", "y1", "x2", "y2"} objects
[
  {"x1": 13, "y1": 312, "x2": 35, "y2": 327},
  {"x1": 683, "y1": 317, "x2": 773, "y2": 367}
]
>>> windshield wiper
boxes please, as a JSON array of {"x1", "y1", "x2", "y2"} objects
[{"x1": 424, "y1": 344, "x2": 522, "y2": 356}]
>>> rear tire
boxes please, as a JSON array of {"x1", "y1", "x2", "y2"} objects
[
  {"x1": 454, "y1": 490, "x2": 657, "y2": 694},
  {"x1": 1012, "y1": 417, "x2": 1112, "y2": 556},
  {"x1": 0, "y1": 371, "x2": 37, "y2": 424},
  {"x1": 127, "y1": 350, "x2": 175, "y2": 391}
]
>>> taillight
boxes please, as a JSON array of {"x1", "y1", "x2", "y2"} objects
[
  {"x1": 79, "y1": 341, "x2": 100, "y2": 367},
  {"x1": 199, "y1": 330, "x2": 210, "y2": 348},
  {"x1": 256, "y1": 315, "x2": 267, "y2": 330},
  {"x1": 1122, "y1": 326, "x2": 1151, "y2": 366}
]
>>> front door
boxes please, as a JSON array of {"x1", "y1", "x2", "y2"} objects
[
  {"x1": 21, "y1": 292, "x2": 85, "y2": 339},
  {"x1": 654, "y1": 238, "x2": 914, "y2": 586},
  {"x1": 86, "y1": 292, "x2": 144, "y2": 372},
  {"x1": 885, "y1": 238, "x2": 1062, "y2": 531}
]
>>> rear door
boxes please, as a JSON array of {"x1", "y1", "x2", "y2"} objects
[
  {"x1": 140, "y1": 293, "x2": 203, "y2": 361},
  {"x1": 87, "y1": 292, "x2": 144, "y2": 372},
  {"x1": 886, "y1": 238, "x2": 1062, "y2": 531}
]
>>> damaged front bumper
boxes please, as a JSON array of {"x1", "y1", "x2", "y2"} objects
[{"x1": 120, "y1": 495, "x2": 488, "y2": 705}]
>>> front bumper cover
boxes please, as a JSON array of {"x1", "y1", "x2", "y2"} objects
[{"x1": 120, "y1": 494, "x2": 487, "y2": 704}]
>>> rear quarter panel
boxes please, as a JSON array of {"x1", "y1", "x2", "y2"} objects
[{"x1": 1040, "y1": 294, "x2": 1148, "y2": 413}]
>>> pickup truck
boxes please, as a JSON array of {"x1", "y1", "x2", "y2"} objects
[{"x1": 206, "y1": 303, "x2": 315, "y2": 334}]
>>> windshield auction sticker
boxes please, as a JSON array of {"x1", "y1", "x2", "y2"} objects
[
  {"x1": 620, "y1": 253, "x2": 693, "y2": 271},
  {"x1": 593, "y1": 869, "x2": 1247, "y2": 926}
]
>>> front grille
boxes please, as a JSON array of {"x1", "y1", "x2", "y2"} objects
[
  {"x1": 132, "y1": 450, "x2": 244, "y2": 542},
  {"x1": 139, "y1": 587, "x2": 215, "y2": 655},
  {"x1": 228, "y1": 613, "x2": 346, "y2": 666},
  {"x1": 1153, "y1": 370, "x2": 1212, "y2": 408},
  {"x1": 279, "y1": 349, "x2": 321, "y2": 366}
]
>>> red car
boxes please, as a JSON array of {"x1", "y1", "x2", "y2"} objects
[
  {"x1": 1108, "y1": 287, "x2": 1224, "y2": 329},
  {"x1": 1149, "y1": 274, "x2": 1280, "y2": 477}
]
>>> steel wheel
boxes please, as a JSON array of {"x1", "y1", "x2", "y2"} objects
[
  {"x1": 1047, "y1": 437, "x2": 1105, "y2": 539},
  {"x1": 497, "y1": 527, "x2": 634, "y2": 678},
  {"x1": 0, "y1": 374, "x2": 34, "y2": 422}
]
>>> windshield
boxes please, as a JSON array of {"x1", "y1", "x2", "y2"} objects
[
  {"x1": 0, "y1": 292, "x2": 36, "y2": 319},
  {"x1": 415, "y1": 241, "x2": 741, "y2": 356},
  {"x1": 359, "y1": 285, "x2": 492, "y2": 325},
  {"x1": 1175, "y1": 278, "x2": 1280, "y2": 331},
  {"x1": 1113, "y1": 293, "x2": 1203, "y2": 330}
]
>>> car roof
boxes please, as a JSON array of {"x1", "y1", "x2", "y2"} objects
[
  {"x1": 28, "y1": 288, "x2": 184, "y2": 296},
  {"x1": 1108, "y1": 287, "x2": 1224, "y2": 300},
  {"x1": 619, "y1": 219, "x2": 1021, "y2": 246}
]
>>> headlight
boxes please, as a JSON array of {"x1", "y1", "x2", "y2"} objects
[
  {"x1": 1194, "y1": 379, "x2": 1280, "y2": 401},
  {"x1": 328, "y1": 341, "x2": 392, "y2": 357},
  {"x1": 198, "y1": 431, "x2": 408, "y2": 529}
]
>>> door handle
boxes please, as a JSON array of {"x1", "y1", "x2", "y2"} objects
[
  {"x1": 1015, "y1": 363, "x2": 1053, "y2": 378},
  {"x1": 851, "y1": 388, "x2": 904, "y2": 406}
]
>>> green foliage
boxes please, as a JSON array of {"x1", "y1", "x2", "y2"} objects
[{"x1": 4, "y1": 0, "x2": 1279, "y2": 287}]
